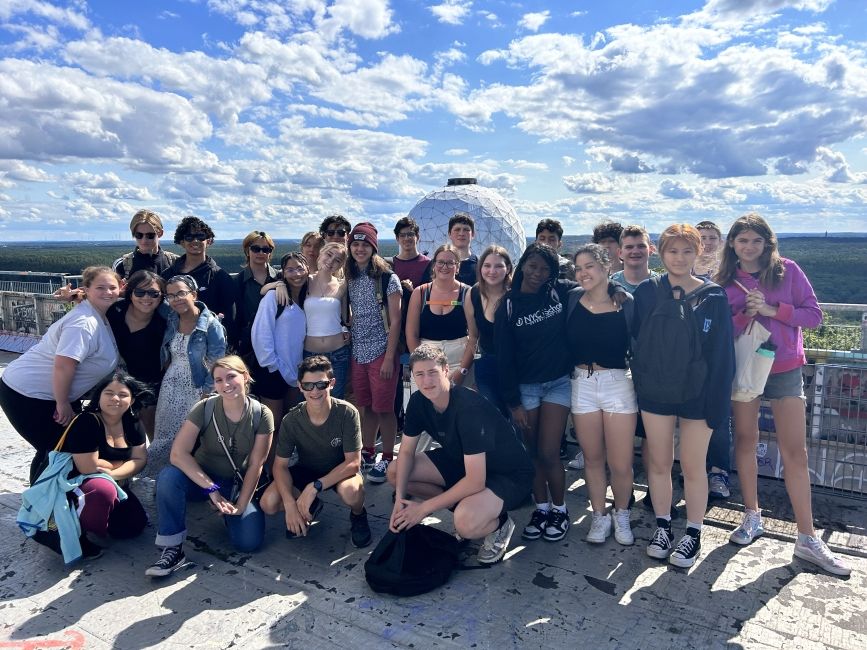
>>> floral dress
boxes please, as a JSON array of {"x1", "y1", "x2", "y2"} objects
[{"x1": 147, "y1": 332, "x2": 201, "y2": 477}]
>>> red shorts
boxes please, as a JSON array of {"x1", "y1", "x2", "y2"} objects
[{"x1": 351, "y1": 352, "x2": 400, "y2": 413}]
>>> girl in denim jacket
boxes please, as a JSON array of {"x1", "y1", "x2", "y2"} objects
[{"x1": 148, "y1": 275, "x2": 226, "y2": 476}]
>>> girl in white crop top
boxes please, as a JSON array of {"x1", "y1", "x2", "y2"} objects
[{"x1": 304, "y1": 242, "x2": 351, "y2": 398}]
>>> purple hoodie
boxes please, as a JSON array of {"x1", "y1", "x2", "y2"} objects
[{"x1": 723, "y1": 257, "x2": 821, "y2": 374}]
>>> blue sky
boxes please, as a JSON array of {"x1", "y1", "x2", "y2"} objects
[{"x1": 1, "y1": 0, "x2": 866, "y2": 241}]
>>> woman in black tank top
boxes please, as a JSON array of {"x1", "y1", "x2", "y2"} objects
[
  {"x1": 406, "y1": 244, "x2": 475, "y2": 388},
  {"x1": 464, "y1": 245, "x2": 512, "y2": 416}
]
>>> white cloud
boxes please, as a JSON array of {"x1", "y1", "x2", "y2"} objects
[
  {"x1": 0, "y1": 0, "x2": 90, "y2": 30},
  {"x1": 659, "y1": 179, "x2": 695, "y2": 199},
  {"x1": 563, "y1": 173, "x2": 620, "y2": 194},
  {"x1": 429, "y1": 1, "x2": 472, "y2": 26},
  {"x1": 445, "y1": 148, "x2": 468, "y2": 156},
  {"x1": 519, "y1": 11, "x2": 550, "y2": 33},
  {"x1": 0, "y1": 161, "x2": 51, "y2": 182},
  {"x1": 323, "y1": 0, "x2": 398, "y2": 39}
]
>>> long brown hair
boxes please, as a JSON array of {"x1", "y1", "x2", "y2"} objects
[
  {"x1": 476, "y1": 245, "x2": 513, "y2": 304},
  {"x1": 715, "y1": 213, "x2": 784, "y2": 288}
]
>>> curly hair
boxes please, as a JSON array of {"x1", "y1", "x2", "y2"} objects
[
  {"x1": 592, "y1": 221, "x2": 623, "y2": 244},
  {"x1": 173, "y1": 216, "x2": 215, "y2": 244}
]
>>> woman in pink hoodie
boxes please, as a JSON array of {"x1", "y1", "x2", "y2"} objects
[{"x1": 717, "y1": 213, "x2": 849, "y2": 576}]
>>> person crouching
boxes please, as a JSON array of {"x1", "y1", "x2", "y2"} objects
[
  {"x1": 388, "y1": 343, "x2": 534, "y2": 564},
  {"x1": 259, "y1": 355, "x2": 372, "y2": 548}
]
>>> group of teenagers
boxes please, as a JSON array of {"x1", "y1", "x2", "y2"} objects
[{"x1": 2, "y1": 208, "x2": 851, "y2": 579}]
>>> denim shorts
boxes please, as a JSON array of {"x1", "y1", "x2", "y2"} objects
[
  {"x1": 763, "y1": 367, "x2": 805, "y2": 400},
  {"x1": 519, "y1": 374, "x2": 572, "y2": 411},
  {"x1": 570, "y1": 367, "x2": 638, "y2": 415}
]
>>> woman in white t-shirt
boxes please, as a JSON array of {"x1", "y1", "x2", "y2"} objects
[{"x1": 0, "y1": 266, "x2": 120, "y2": 482}]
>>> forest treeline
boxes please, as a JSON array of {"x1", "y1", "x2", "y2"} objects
[{"x1": 0, "y1": 236, "x2": 865, "y2": 304}]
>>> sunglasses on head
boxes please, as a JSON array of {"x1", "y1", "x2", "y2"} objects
[
  {"x1": 249, "y1": 245, "x2": 273, "y2": 254},
  {"x1": 134, "y1": 232, "x2": 156, "y2": 240},
  {"x1": 326, "y1": 229, "x2": 347, "y2": 237},
  {"x1": 132, "y1": 288, "x2": 162, "y2": 299},
  {"x1": 300, "y1": 380, "x2": 331, "y2": 391},
  {"x1": 183, "y1": 233, "x2": 209, "y2": 242}
]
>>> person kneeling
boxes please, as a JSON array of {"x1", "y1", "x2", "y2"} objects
[
  {"x1": 388, "y1": 343, "x2": 534, "y2": 564},
  {"x1": 260, "y1": 355, "x2": 372, "y2": 548}
]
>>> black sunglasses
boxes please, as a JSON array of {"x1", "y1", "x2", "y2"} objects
[
  {"x1": 132, "y1": 288, "x2": 162, "y2": 299},
  {"x1": 183, "y1": 233, "x2": 209, "y2": 242},
  {"x1": 325, "y1": 229, "x2": 347, "y2": 237},
  {"x1": 134, "y1": 232, "x2": 157, "y2": 240},
  {"x1": 300, "y1": 380, "x2": 331, "y2": 391},
  {"x1": 249, "y1": 245, "x2": 273, "y2": 254}
]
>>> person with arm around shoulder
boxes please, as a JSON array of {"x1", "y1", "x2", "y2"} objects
[
  {"x1": 631, "y1": 224, "x2": 734, "y2": 569},
  {"x1": 716, "y1": 213, "x2": 850, "y2": 576},
  {"x1": 567, "y1": 244, "x2": 637, "y2": 547},
  {"x1": 146, "y1": 356, "x2": 274, "y2": 577},
  {"x1": 149, "y1": 275, "x2": 226, "y2": 477},
  {"x1": 387, "y1": 343, "x2": 533, "y2": 564},
  {"x1": 464, "y1": 245, "x2": 512, "y2": 417},
  {"x1": 0, "y1": 265, "x2": 121, "y2": 483},
  {"x1": 259, "y1": 355, "x2": 372, "y2": 548}
]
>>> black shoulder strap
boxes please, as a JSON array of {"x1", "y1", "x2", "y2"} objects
[{"x1": 566, "y1": 287, "x2": 586, "y2": 321}]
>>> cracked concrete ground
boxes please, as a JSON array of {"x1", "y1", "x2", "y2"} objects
[{"x1": 1, "y1": 352, "x2": 864, "y2": 649}]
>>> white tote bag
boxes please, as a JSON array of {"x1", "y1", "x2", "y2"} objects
[{"x1": 731, "y1": 320, "x2": 775, "y2": 402}]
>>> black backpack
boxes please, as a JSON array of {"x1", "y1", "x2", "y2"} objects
[
  {"x1": 364, "y1": 525, "x2": 461, "y2": 597},
  {"x1": 631, "y1": 277, "x2": 712, "y2": 404}
]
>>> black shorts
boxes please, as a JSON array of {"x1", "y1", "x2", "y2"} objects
[
  {"x1": 251, "y1": 366, "x2": 290, "y2": 401},
  {"x1": 634, "y1": 414, "x2": 647, "y2": 439},
  {"x1": 424, "y1": 448, "x2": 532, "y2": 512},
  {"x1": 289, "y1": 465, "x2": 336, "y2": 492},
  {"x1": 639, "y1": 395, "x2": 706, "y2": 423}
]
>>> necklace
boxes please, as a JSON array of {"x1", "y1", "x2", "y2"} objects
[{"x1": 584, "y1": 296, "x2": 613, "y2": 311}]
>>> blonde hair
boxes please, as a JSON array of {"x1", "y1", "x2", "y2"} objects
[
  {"x1": 82, "y1": 266, "x2": 120, "y2": 287},
  {"x1": 657, "y1": 224, "x2": 701, "y2": 258},
  {"x1": 211, "y1": 355, "x2": 254, "y2": 390},
  {"x1": 241, "y1": 231, "x2": 276, "y2": 264},
  {"x1": 129, "y1": 209, "x2": 164, "y2": 237}
]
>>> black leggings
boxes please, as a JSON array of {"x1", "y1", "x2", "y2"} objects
[{"x1": 0, "y1": 377, "x2": 81, "y2": 482}]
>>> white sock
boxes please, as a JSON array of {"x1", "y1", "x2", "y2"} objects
[
  {"x1": 552, "y1": 503, "x2": 567, "y2": 514},
  {"x1": 535, "y1": 502, "x2": 551, "y2": 512}
]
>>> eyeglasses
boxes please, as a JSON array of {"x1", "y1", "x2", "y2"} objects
[
  {"x1": 300, "y1": 380, "x2": 331, "y2": 391},
  {"x1": 134, "y1": 232, "x2": 156, "y2": 240},
  {"x1": 132, "y1": 289, "x2": 162, "y2": 299},
  {"x1": 325, "y1": 229, "x2": 347, "y2": 238},
  {"x1": 183, "y1": 233, "x2": 209, "y2": 242},
  {"x1": 166, "y1": 290, "x2": 193, "y2": 301},
  {"x1": 283, "y1": 266, "x2": 307, "y2": 275},
  {"x1": 435, "y1": 260, "x2": 457, "y2": 268},
  {"x1": 249, "y1": 245, "x2": 273, "y2": 254},
  {"x1": 397, "y1": 232, "x2": 417, "y2": 239}
]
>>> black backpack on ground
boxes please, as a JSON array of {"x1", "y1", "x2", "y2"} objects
[
  {"x1": 631, "y1": 277, "x2": 712, "y2": 405},
  {"x1": 364, "y1": 525, "x2": 461, "y2": 597}
]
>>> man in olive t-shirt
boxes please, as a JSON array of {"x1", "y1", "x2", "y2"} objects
[{"x1": 260, "y1": 355, "x2": 372, "y2": 548}]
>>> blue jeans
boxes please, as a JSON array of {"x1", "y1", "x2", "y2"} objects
[
  {"x1": 474, "y1": 354, "x2": 509, "y2": 418},
  {"x1": 304, "y1": 344, "x2": 350, "y2": 399},
  {"x1": 155, "y1": 465, "x2": 265, "y2": 552}
]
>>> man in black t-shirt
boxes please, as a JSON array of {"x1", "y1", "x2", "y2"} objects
[{"x1": 387, "y1": 344, "x2": 533, "y2": 564}]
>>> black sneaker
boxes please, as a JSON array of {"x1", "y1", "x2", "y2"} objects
[
  {"x1": 646, "y1": 522, "x2": 674, "y2": 560},
  {"x1": 80, "y1": 535, "x2": 103, "y2": 561},
  {"x1": 669, "y1": 530, "x2": 701, "y2": 568},
  {"x1": 522, "y1": 508, "x2": 549, "y2": 540},
  {"x1": 350, "y1": 509, "x2": 372, "y2": 548},
  {"x1": 145, "y1": 545, "x2": 186, "y2": 577},
  {"x1": 542, "y1": 508, "x2": 570, "y2": 542}
]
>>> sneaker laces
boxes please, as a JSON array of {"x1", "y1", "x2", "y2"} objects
[
  {"x1": 589, "y1": 514, "x2": 609, "y2": 535},
  {"x1": 743, "y1": 510, "x2": 761, "y2": 531},
  {"x1": 650, "y1": 527, "x2": 671, "y2": 548},
  {"x1": 806, "y1": 537, "x2": 838, "y2": 563},
  {"x1": 156, "y1": 545, "x2": 182, "y2": 567},
  {"x1": 614, "y1": 509, "x2": 630, "y2": 529},
  {"x1": 529, "y1": 509, "x2": 548, "y2": 527},
  {"x1": 372, "y1": 458, "x2": 389, "y2": 473},
  {"x1": 674, "y1": 534, "x2": 697, "y2": 556}
]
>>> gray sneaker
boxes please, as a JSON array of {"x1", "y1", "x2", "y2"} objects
[
  {"x1": 793, "y1": 536, "x2": 851, "y2": 576},
  {"x1": 708, "y1": 471, "x2": 731, "y2": 499},
  {"x1": 729, "y1": 510, "x2": 764, "y2": 546},
  {"x1": 478, "y1": 516, "x2": 515, "y2": 564}
]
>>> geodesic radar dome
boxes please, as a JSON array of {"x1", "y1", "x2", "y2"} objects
[{"x1": 407, "y1": 178, "x2": 526, "y2": 263}]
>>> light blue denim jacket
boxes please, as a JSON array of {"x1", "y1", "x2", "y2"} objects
[{"x1": 160, "y1": 301, "x2": 226, "y2": 392}]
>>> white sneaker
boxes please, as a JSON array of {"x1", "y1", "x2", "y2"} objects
[
  {"x1": 585, "y1": 512, "x2": 612, "y2": 544},
  {"x1": 793, "y1": 535, "x2": 851, "y2": 576},
  {"x1": 612, "y1": 508, "x2": 634, "y2": 545},
  {"x1": 567, "y1": 451, "x2": 585, "y2": 470}
]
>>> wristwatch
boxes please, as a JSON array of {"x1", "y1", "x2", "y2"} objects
[
  {"x1": 459, "y1": 367, "x2": 469, "y2": 376},
  {"x1": 313, "y1": 479, "x2": 323, "y2": 492}
]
